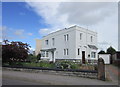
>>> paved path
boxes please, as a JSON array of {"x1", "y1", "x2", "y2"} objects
[
  {"x1": 2, "y1": 69, "x2": 117, "y2": 85},
  {"x1": 105, "y1": 65, "x2": 120, "y2": 85}
]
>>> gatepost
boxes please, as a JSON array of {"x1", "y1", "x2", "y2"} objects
[{"x1": 98, "y1": 58, "x2": 105, "y2": 81}]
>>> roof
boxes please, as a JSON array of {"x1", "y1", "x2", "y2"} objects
[
  {"x1": 41, "y1": 48, "x2": 56, "y2": 51},
  {"x1": 43, "y1": 25, "x2": 97, "y2": 38},
  {"x1": 88, "y1": 45, "x2": 98, "y2": 50}
]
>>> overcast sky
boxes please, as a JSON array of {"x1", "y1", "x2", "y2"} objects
[{"x1": 2, "y1": 1, "x2": 118, "y2": 51}]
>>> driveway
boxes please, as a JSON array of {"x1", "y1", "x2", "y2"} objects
[
  {"x1": 2, "y1": 69, "x2": 117, "y2": 85},
  {"x1": 105, "y1": 65, "x2": 119, "y2": 85}
]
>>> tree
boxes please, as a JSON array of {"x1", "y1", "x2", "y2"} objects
[
  {"x1": 37, "y1": 53, "x2": 41, "y2": 60},
  {"x1": 2, "y1": 40, "x2": 31, "y2": 64},
  {"x1": 106, "y1": 46, "x2": 116, "y2": 55},
  {"x1": 98, "y1": 50, "x2": 106, "y2": 54}
]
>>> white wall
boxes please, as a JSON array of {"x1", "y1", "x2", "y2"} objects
[
  {"x1": 75, "y1": 26, "x2": 97, "y2": 59},
  {"x1": 98, "y1": 54, "x2": 110, "y2": 64},
  {"x1": 40, "y1": 25, "x2": 98, "y2": 61},
  {"x1": 41, "y1": 27, "x2": 76, "y2": 60}
]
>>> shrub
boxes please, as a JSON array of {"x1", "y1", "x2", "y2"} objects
[{"x1": 55, "y1": 60, "x2": 80, "y2": 69}]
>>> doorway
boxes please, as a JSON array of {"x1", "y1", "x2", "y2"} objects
[{"x1": 82, "y1": 51, "x2": 85, "y2": 64}]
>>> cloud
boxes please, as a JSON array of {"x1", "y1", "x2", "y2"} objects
[
  {"x1": 58, "y1": 2, "x2": 117, "y2": 25},
  {"x1": 14, "y1": 29, "x2": 24, "y2": 36},
  {"x1": 26, "y1": 2, "x2": 117, "y2": 27},
  {"x1": 26, "y1": 2, "x2": 118, "y2": 50},
  {"x1": 28, "y1": 33, "x2": 33, "y2": 36},
  {"x1": 1, "y1": 26, "x2": 34, "y2": 40},
  {"x1": 39, "y1": 28, "x2": 52, "y2": 36}
]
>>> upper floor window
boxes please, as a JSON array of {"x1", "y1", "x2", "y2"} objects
[
  {"x1": 80, "y1": 33, "x2": 82, "y2": 40},
  {"x1": 91, "y1": 36, "x2": 93, "y2": 42},
  {"x1": 45, "y1": 40, "x2": 48, "y2": 45},
  {"x1": 67, "y1": 34, "x2": 69, "y2": 41},
  {"x1": 52, "y1": 38, "x2": 55, "y2": 46},
  {"x1": 64, "y1": 34, "x2": 69, "y2": 41},
  {"x1": 64, "y1": 35, "x2": 66, "y2": 41}
]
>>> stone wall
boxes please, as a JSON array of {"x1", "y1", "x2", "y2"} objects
[{"x1": 3, "y1": 67, "x2": 98, "y2": 79}]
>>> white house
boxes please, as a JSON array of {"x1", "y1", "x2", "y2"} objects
[{"x1": 35, "y1": 25, "x2": 98, "y2": 63}]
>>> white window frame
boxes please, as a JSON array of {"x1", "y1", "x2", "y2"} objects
[
  {"x1": 64, "y1": 34, "x2": 69, "y2": 41},
  {"x1": 91, "y1": 52, "x2": 96, "y2": 58},
  {"x1": 45, "y1": 40, "x2": 48, "y2": 45},
  {"x1": 64, "y1": 49, "x2": 69, "y2": 55}
]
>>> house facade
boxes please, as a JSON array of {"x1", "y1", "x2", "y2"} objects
[{"x1": 35, "y1": 25, "x2": 98, "y2": 63}]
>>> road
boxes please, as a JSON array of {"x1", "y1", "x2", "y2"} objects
[{"x1": 2, "y1": 69, "x2": 117, "y2": 85}]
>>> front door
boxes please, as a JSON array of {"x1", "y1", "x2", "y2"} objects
[{"x1": 82, "y1": 51, "x2": 85, "y2": 64}]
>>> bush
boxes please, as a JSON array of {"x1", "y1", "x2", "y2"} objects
[
  {"x1": 27, "y1": 54, "x2": 38, "y2": 63},
  {"x1": 55, "y1": 60, "x2": 80, "y2": 69},
  {"x1": 70, "y1": 63, "x2": 79, "y2": 69},
  {"x1": 22, "y1": 61, "x2": 55, "y2": 68}
]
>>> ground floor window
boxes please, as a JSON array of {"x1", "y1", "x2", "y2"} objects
[
  {"x1": 64, "y1": 49, "x2": 69, "y2": 55},
  {"x1": 46, "y1": 51, "x2": 49, "y2": 57},
  {"x1": 91, "y1": 52, "x2": 96, "y2": 58},
  {"x1": 41, "y1": 51, "x2": 45, "y2": 57},
  {"x1": 41, "y1": 51, "x2": 49, "y2": 57},
  {"x1": 78, "y1": 48, "x2": 80, "y2": 55}
]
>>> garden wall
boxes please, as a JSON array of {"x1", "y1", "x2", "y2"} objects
[{"x1": 3, "y1": 67, "x2": 98, "y2": 79}]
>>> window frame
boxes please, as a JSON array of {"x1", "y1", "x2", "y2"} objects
[
  {"x1": 45, "y1": 40, "x2": 49, "y2": 45},
  {"x1": 91, "y1": 52, "x2": 96, "y2": 58}
]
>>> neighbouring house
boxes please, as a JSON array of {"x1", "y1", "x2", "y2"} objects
[
  {"x1": 98, "y1": 54, "x2": 110, "y2": 64},
  {"x1": 35, "y1": 25, "x2": 98, "y2": 63},
  {"x1": 112, "y1": 51, "x2": 120, "y2": 66}
]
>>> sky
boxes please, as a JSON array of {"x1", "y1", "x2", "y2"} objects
[{"x1": 1, "y1": 1, "x2": 118, "y2": 51}]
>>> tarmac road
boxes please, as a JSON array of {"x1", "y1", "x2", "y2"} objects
[{"x1": 2, "y1": 69, "x2": 117, "y2": 85}]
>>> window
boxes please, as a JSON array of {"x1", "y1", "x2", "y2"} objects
[
  {"x1": 91, "y1": 52, "x2": 96, "y2": 58},
  {"x1": 80, "y1": 33, "x2": 82, "y2": 40},
  {"x1": 45, "y1": 40, "x2": 48, "y2": 45},
  {"x1": 41, "y1": 51, "x2": 45, "y2": 57},
  {"x1": 66, "y1": 49, "x2": 68, "y2": 55},
  {"x1": 64, "y1": 34, "x2": 69, "y2": 41},
  {"x1": 64, "y1": 35, "x2": 66, "y2": 41},
  {"x1": 91, "y1": 36, "x2": 93, "y2": 42},
  {"x1": 64, "y1": 49, "x2": 66, "y2": 55},
  {"x1": 78, "y1": 48, "x2": 80, "y2": 55},
  {"x1": 46, "y1": 51, "x2": 49, "y2": 57},
  {"x1": 67, "y1": 34, "x2": 69, "y2": 41},
  {"x1": 64, "y1": 49, "x2": 69, "y2": 55},
  {"x1": 52, "y1": 38, "x2": 55, "y2": 46}
]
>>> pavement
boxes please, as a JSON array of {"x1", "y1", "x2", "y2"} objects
[
  {"x1": 105, "y1": 65, "x2": 120, "y2": 85},
  {"x1": 2, "y1": 69, "x2": 117, "y2": 85}
]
